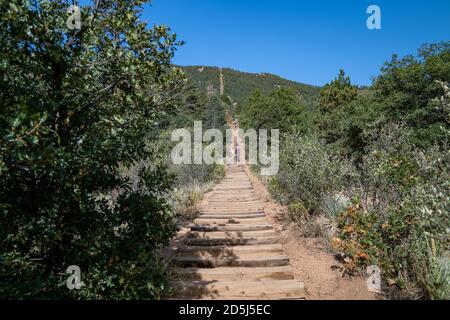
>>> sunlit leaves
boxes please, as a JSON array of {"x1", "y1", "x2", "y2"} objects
[{"x1": 1, "y1": 0, "x2": 182, "y2": 299}]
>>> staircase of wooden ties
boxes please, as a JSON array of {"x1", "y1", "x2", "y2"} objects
[{"x1": 170, "y1": 165, "x2": 305, "y2": 299}]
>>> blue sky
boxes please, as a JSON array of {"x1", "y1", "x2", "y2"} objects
[{"x1": 143, "y1": 0, "x2": 449, "y2": 86}]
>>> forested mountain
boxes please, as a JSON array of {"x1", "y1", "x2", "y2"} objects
[{"x1": 181, "y1": 66, "x2": 321, "y2": 110}]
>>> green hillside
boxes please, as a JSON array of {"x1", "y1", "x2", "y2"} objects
[{"x1": 181, "y1": 66, "x2": 321, "y2": 110}]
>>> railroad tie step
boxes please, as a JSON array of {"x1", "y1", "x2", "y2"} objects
[
  {"x1": 174, "y1": 254, "x2": 290, "y2": 268},
  {"x1": 174, "y1": 266, "x2": 294, "y2": 281},
  {"x1": 189, "y1": 223, "x2": 273, "y2": 232},
  {"x1": 199, "y1": 213, "x2": 266, "y2": 219},
  {"x1": 184, "y1": 236, "x2": 280, "y2": 246},
  {"x1": 170, "y1": 280, "x2": 305, "y2": 300}
]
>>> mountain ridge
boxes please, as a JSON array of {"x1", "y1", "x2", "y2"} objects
[{"x1": 180, "y1": 65, "x2": 321, "y2": 110}]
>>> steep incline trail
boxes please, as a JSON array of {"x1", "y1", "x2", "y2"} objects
[
  {"x1": 219, "y1": 68, "x2": 224, "y2": 96},
  {"x1": 169, "y1": 163, "x2": 306, "y2": 299}
]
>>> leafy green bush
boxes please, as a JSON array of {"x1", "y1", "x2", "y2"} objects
[
  {"x1": 333, "y1": 135, "x2": 449, "y2": 299},
  {"x1": 287, "y1": 201, "x2": 309, "y2": 223},
  {"x1": 0, "y1": 0, "x2": 182, "y2": 299},
  {"x1": 267, "y1": 177, "x2": 291, "y2": 205},
  {"x1": 170, "y1": 163, "x2": 225, "y2": 222},
  {"x1": 332, "y1": 200, "x2": 386, "y2": 274},
  {"x1": 359, "y1": 123, "x2": 418, "y2": 214},
  {"x1": 318, "y1": 69, "x2": 358, "y2": 115},
  {"x1": 276, "y1": 133, "x2": 355, "y2": 213},
  {"x1": 239, "y1": 87, "x2": 314, "y2": 134},
  {"x1": 372, "y1": 42, "x2": 450, "y2": 148},
  {"x1": 171, "y1": 180, "x2": 205, "y2": 222},
  {"x1": 207, "y1": 164, "x2": 226, "y2": 182},
  {"x1": 397, "y1": 148, "x2": 449, "y2": 299}
]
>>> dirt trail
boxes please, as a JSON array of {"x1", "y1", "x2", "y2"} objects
[{"x1": 219, "y1": 68, "x2": 224, "y2": 96}]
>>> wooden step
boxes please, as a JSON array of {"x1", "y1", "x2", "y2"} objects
[
  {"x1": 211, "y1": 195, "x2": 257, "y2": 199},
  {"x1": 219, "y1": 181, "x2": 252, "y2": 184},
  {"x1": 170, "y1": 280, "x2": 305, "y2": 300},
  {"x1": 200, "y1": 209, "x2": 264, "y2": 214},
  {"x1": 184, "y1": 236, "x2": 279, "y2": 246},
  {"x1": 212, "y1": 191, "x2": 256, "y2": 195},
  {"x1": 174, "y1": 254, "x2": 289, "y2": 268},
  {"x1": 208, "y1": 198, "x2": 260, "y2": 202},
  {"x1": 190, "y1": 223, "x2": 272, "y2": 232},
  {"x1": 194, "y1": 217, "x2": 268, "y2": 225},
  {"x1": 203, "y1": 207, "x2": 263, "y2": 212},
  {"x1": 219, "y1": 181, "x2": 252, "y2": 185},
  {"x1": 174, "y1": 266, "x2": 294, "y2": 281},
  {"x1": 208, "y1": 200, "x2": 261, "y2": 204},
  {"x1": 177, "y1": 243, "x2": 283, "y2": 256},
  {"x1": 188, "y1": 230, "x2": 276, "y2": 239},
  {"x1": 207, "y1": 202, "x2": 261, "y2": 206},
  {"x1": 217, "y1": 187, "x2": 253, "y2": 190},
  {"x1": 199, "y1": 213, "x2": 265, "y2": 219},
  {"x1": 204, "y1": 209, "x2": 263, "y2": 213},
  {"x1": 217, "y1": 189, "x2": 250, "y2": 191},
  {"x1": 221, "y1": 183, "x2": 252, "y2": 190},
  {"x1": 205, "y1": 204, "x2": 262, "y2": 208},
  {"x1": 208, "y1": 199, "x2": 260, "y2": 202}
]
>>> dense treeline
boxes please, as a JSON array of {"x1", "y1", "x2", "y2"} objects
[
  {"x1": 0, "y1": 0, "x2": 224, "y2": 299},
  {"x1": 239, "y1": 42, "x2": 449, "y2": 299},
  {"x1": 182, "y1": 66, "x2": 321, "y2": 110}
]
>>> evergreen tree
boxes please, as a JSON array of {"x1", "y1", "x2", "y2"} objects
[
  {"x1": 319, "y1": 69, "x2": 358, "y2": 114},
  {"x1": 0, "y1": 0, "x2": 182, "y2": 298}
]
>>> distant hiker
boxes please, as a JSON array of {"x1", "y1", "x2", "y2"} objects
[{"x1": 235, "y1": 144, "x2": 241, "y2": 164}]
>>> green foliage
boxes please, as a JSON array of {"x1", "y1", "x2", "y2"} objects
[
  {"x1": 276, "y1": 134, "x2": 354, "y2": 213},
  {"x1": 318, "y1": 43, "x2": 450, "y2": 157},
  {"x1": 158, "y1": 78, "x2": 228, "y2": 130},
  {"x1": 203, "y1": 95, "x2": 228, "y2": 130},
  {"x1": 317, "y1": 70, "x2": 362, "y2": 149},
  {"x1": 0, "y1": 0, "x2": 182, "y2": 299},
  {"x1": 288, "y1": 201, "x2": 309, "y2": 218},
  {"x1": 333, "y1": 201, "x2": 386, "y2": 273},
  {"x1": 239, "y1": 87, "x2": 314, "y2": 134},
  {"x1": 360, "y1": 123, "x2": 419, "y2": 212},
  {"x1": 267, "y1": 177, "x2": 290, "y2": 205},
  {"x1": 373, "y1": 42, "x2": 450, "y2": 147},
  {"x1": 207, "y1": 163, "x2": 226, "y2": 182},
  {"x1": 170, "y1": 164, "x2": 225, "y2": 222},
  {"x1": 319, "y1": 69, "x2": 358, "y2": 114},
  {"x1": 396, "y1": 148, "x2": 449, "y2": 299},
  {"x1": 182, "y1": 66, "x2": 321, "y2": 110},
  {"x1": 268, "y1": 42, "x2": 449, "y2": 299},
  {"x1": 333, "y1": 127, "x2": 449, "y2": 299},
  {"x1": 320, "y1": 194, "x2": 350, "y2": 220},
  {"x1": 159, "y1": 80, "x2": 208, "y2": 129},
  {"x1": 286, "y1": 201, "x2": 309, "y2": 227},
  {"x1": 318, "y1": 96, "x2": 383, "y2": 159}
]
